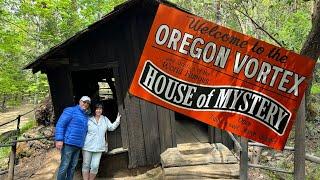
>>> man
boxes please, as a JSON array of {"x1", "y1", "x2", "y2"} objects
[{"x1": 55, "y1": 96, "x2": 91, "y2": 180}]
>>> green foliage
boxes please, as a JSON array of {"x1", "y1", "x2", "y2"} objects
[
  {"x1": 0, "y1": 0, "x2": 125, "y2": 106},
  {"x1": 169, "y1": 0, "x2": 312, "y2": 52},
  {"x1": 0, "y1": 146, "x2": 10, "y2": 168},
  {"x1": 311, "y1": 83, "x2": 320, "y2": 94},
  {"x1": 19, "y1": 119, "x2": 36, "y2": 135}
]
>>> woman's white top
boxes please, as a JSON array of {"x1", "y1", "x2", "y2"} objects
[{"x1": 83, "y1": 115, "x2": 120, "y2": 152}]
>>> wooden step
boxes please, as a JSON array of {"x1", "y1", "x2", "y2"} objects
[
  {"x1": 164, "y1": 164, "x2": 239, "y2": 179},
  {"x1": 161, "y1": 143, "x2": 237, "y2": 168},
  {"x1": 177, "y1": 142, "x2": 213, "y2": 154}
]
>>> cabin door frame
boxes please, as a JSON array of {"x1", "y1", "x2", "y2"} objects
[{"x1": 70, "y1": 62, "x2": 127, "y2": 149}]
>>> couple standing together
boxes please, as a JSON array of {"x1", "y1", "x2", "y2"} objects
[{"x1": 55, "y1": 96, "x2": 121, "y2": 180}]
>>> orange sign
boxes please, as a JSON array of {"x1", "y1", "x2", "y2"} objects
[{"x1": 129, "y1": 4, "x2": 315, "y2": 150}]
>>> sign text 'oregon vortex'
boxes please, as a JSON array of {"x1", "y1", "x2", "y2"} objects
[{"x1": 129, "y1": 4, "x2": 316, "y2": 150}]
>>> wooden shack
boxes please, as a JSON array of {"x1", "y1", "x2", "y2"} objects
[{"x1": 25, "y1": 0, "x2": 233, "y2": 170}]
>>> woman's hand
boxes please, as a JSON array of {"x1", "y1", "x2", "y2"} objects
[{"x1": 116, "y1": 112, "x2": 121, "y2": 122}]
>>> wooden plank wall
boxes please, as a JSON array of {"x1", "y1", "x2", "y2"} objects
[
  {"x1": 113, "y1": 66, "x2": 129, "y2": 150},
  {"x1": 117, "y1": 12, "x2": 147, "y2": 168},
  {"x1": 113, "y1": 2, "x2": 176, "y2": 167},
  {"x1": 46, "y1": 68, "x2": 74, "y2": 123},
  {"x1": 46, "y1": 0, "x2": 237, "y2": 168},
  {"x1": 157, "y1": 107, "x2": 176, "y2": 152},
  {"x1": 65, "y1": 1, "x2": 176, "y2": 168}
]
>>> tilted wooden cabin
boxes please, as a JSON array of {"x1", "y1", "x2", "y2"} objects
[{"x1": 25, "y1": 0, "x2": 233, "y2": 170}]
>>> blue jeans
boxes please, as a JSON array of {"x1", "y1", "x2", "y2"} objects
[{"x1": 57, "y1": 144, "x2": 81, "y2": 180}]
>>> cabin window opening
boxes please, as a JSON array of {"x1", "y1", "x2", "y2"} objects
[{"x1": 98, "y1": 78, "x2": 115, "y2": 100}]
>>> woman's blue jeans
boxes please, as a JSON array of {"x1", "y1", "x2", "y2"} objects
[{"x1": 57, "y1": 144, "x2": 81, "y2": 180}]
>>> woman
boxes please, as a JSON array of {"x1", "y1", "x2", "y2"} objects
[{"x1": 82, "y1": 103, "x2": 121, "y2": 180}]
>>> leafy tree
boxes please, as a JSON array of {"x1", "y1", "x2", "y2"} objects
[{"x1": 0, "y1": 0, "x2": 125, "y2": 108}]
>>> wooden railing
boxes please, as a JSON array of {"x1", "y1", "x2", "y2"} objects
[
  {"x1": 0, "y1": 108, "x2": 55, "y2": 180},
  {"x1": 226, "y1": 133, "x2": 320, "y2": 180}
]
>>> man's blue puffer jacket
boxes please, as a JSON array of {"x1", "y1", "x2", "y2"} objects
[{"x1": 55, "y1": 105, "x2": 88, "y2": 148}]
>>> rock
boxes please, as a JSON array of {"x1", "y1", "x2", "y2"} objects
[
  {"x1": 40, "y1": 127, "x2": 53, "y2": 137},
  {"x1": 261, "y1": 151, "x2": 268, "y2": 156},
  {"x1": 267, "y1": 156, "x2": 272, "y2": 161},
  {"x1": 17, "y1": 142, "x2": 31, "y2": 158}
]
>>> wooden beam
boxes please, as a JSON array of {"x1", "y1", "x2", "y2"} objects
[
  {"x1": 169, "y1": 110, "x2": 177, "y2": 147},
  {"x1": 113, "y1": 66, "x2": 129, "y2": 150},
  {"x1": 249, "y1": 142, "x2": 320, "y2": 164},
  {"x1": 248, "y1": 142, "x2": 295, "y2": 151},
  {"x1": 240, "y1": 137, "x2": 248, "y2": 180},
  {"x1": 249, "y1": 163, "x2": 293, "y2": 174},
  {"x1": 227, "y1": 131, "x2": 241, "y2": 151},
  {"x1": 70, "y1": 61, "x2": 119, "y2": 71},
  {"x1": 208, "y1": 126, "x2": 215, "y2": 143},
  {"x1": 294, "y1": 95, "x2": 306, "y2": 179},
  {"x1": 7, "y1": 144, "x2": 16, "y2": 180},
  {"x1": 306, "y1": 154, "x2": 320, "y2": 164},
  {"x1": 107, "y1": 147, "x2": 128, "y2": 155},
  {"x1": 44, "y1": 58, "x2": 69, "y2": 65}
]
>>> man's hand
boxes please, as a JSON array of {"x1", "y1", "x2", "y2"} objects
[{"x1": 55, "y1": 141, "x2": 63, "y2": 150}]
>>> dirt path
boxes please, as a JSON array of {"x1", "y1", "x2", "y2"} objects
[
  {"x1": 28, "y1": 149, "x2": 61, "y2": 180},
  {"x1": 0, "y1": 104, "x2": 35, "y2": 134}
]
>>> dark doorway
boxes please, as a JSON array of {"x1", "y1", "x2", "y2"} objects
[
  {"x1": 175, "y1": 113, "x2": 209, "y2": 144},
  {"x1": 71, "y1": 68, "x2": 122, "y2": 150}
]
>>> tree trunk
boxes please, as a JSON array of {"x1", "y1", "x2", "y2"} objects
[
  {"x1": 1, "y1": 94, "x2": 7, "y2": 111},
  {"x1": 294, "y1": 1, "x2": 320, "y2": 178},
  {"x1": 304, "y1": 0, "x2": 320, "y2": 111},
  {"x1": 301, "y1": 0, "x2": 320, "y2": 63},
  {"x1": 215, "y1": 0, "x2": 221, "y2": 24}
]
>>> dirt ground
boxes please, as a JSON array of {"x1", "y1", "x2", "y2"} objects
[
  {"x1": 2, "y1": 104, "x2": 318, "y2": 179},
  {"x1": 0, "y1": 104, "x2": 35, "y2": 134},
  {"x1": 0, "y1": 146, "x2": 163, "y2": 180},
  {"x1": 0, "y1": 105, "x2": 163, "y2": 180}
]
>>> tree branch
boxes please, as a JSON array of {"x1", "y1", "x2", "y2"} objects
[
  {"x1": 225, "y1": 2, "x2": 283, "y2": 47},
  {"x1": 233, "y1": 11, "x2": 245, "y2": 33},
  {"x1": 235, "y1": 7, "x2": 283, "y2": 47},
  {"x1": 0, "y1": 17, "x2": 53, "y2": 42}
]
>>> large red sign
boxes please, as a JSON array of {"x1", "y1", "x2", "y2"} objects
[{"x1": 129, "y1": 4, "x2": 315, "y2": 150}]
